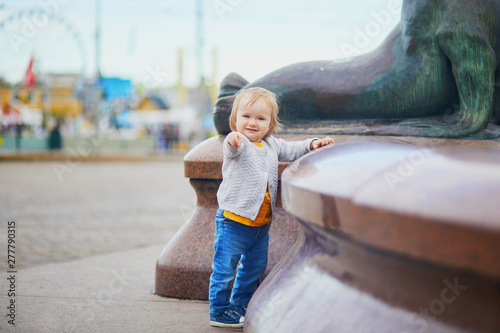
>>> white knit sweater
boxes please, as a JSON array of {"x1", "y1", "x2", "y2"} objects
[{"x1": 217, "y1": 134, "x2": 315, "y2": 221}]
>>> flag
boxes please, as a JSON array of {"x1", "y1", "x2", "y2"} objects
[{"x1": 24, "y1": 57, "x2": 36, "y2": 88}]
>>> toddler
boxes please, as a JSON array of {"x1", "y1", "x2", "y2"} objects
[{"x1": 209, "y1": 87, "x2": 334, "y2": 328}]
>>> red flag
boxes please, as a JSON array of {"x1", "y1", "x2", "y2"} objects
[{"x1": 24, "y1": 57, "x2": 36, "y2": 88}]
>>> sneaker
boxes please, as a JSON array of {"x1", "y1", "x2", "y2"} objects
[
  {"x1": 210, "y1": 309, "x2": 244, "y2": 328},
  {"x1": 231, "y1": 304, "x2": 247, "y2": 317}
]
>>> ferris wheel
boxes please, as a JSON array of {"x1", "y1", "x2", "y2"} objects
[{"x1": 0, "y1": 7, "x2": 88, "y2": 84}]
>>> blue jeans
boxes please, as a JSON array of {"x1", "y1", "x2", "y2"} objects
[{"x1": 209, "y1": 209, "x2": 270, "y2": 316}]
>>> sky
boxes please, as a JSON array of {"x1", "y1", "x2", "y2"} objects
[{"x1": 0, "y1": 0, "x2": 403, "y2": 88}]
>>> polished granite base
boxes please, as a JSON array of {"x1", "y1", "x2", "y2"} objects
[{"x1": 244, "y1": 137, "x2": 500, "y2": 332}]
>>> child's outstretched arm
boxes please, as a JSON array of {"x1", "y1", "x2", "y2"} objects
[
  {"x1": 223, "y1": 132, "x2": 247, "y2": 159},
  {"x1": 227, "y1": 132, "x2": 243, "y2": 148},
  {"x1": 310, "y1": 137, "x2": 335, "y2": 150}
]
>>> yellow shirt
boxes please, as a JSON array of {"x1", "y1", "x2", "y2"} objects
[{"x1": 223, "y1": 141, "x2": 273, "y2": 227}]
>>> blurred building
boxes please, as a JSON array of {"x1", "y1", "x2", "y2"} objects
[
  {"x1": 137, "y1": 95, "x2": 170, "y2": 111},
  {"x1": 43, "y1": 74, "x2": 83, "y2": 118},
  {"x1": 0, "y1": 73, "x2": 83, "y2": 129}
]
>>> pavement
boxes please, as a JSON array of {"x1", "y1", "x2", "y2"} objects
[{"x1": 0, "y1": 154, "x2": 243, "y2": 333}]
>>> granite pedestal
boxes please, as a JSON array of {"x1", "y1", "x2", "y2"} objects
[{"x1": 244, "y1": 137, "x2": 500, "y2": 333}]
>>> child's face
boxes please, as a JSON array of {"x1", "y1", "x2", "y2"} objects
[{"x1": 236, "y1": 97, "x2": 272, "y2": 143}]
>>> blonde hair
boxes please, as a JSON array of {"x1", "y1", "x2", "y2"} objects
[{"x1": 229, "y1": 87, "x2": 282, "y2": 138}]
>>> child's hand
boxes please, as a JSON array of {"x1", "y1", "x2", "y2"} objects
[
  {"x1": 311, "y1": 137, "x2": 335, "y2": 150},
  {"x1": 227, "y1": 132, "x2": 243, "y2": 148}
]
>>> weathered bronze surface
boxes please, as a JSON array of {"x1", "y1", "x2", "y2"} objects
[{"x1": 214, "y1": 0, "x2": 500, "y2": 138}]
